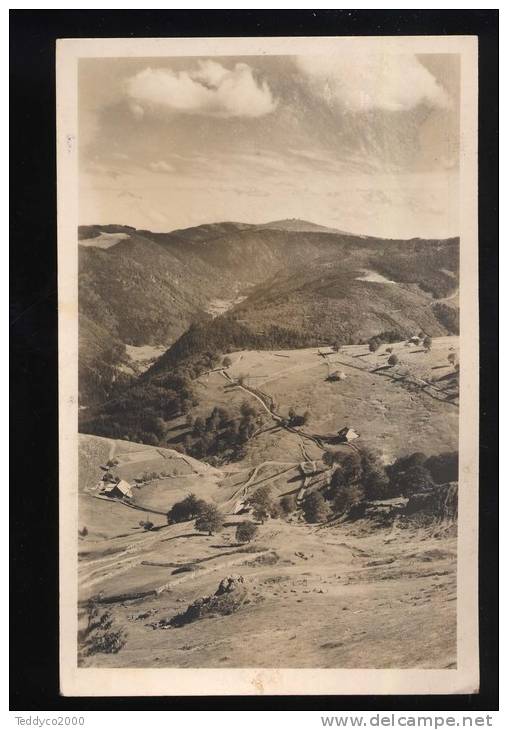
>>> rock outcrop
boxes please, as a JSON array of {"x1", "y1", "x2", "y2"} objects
[{"x1": 168, "y1": 575, "x2": 248, "y2": 628}]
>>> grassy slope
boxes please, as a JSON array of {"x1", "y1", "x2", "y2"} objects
[
  {"x1": 166, "y1": 339, "x2": 459, "y2": 465},
  {"x1": 78, "y1": 342, "x2": 458, "y2": 669},
  {"x1": 79, "y1": 516, "x2": 456, "y2": 669}
]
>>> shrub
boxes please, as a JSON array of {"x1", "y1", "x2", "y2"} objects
[
  {"x1": 142, "y1": 521, "x2": 154, "y2": 531},
  {"x1": 423, "y1": 336, "x2": 432, "y2": 351},
  {"x1": 236, "y1": 521, "x2": 258, "y2": 543},
  {"x1": 388, "y1": 354, "x2": 399, "y2": 366},
  {"x1": 302, "y1": 492, "x2": 330, "y2": 523},
  {"x1": 195, "y1": 503, "x2": 224, "y2": 535},
  {"x1": 222, "y1": 356, "x2": 232, "y2": 368},
  {"x1": 79, "y1": 526, "x2": 88, "y2": 537},
  {"x1": 80, "y1": 600, "x2": 127, "y2": 657}
]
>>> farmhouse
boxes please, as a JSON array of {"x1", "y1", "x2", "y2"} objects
[
  {"x1": 299, "y1": 461, "x2": 320, "y2": 477},
  {"x1": 233, "y1": 499, "x2": 250, "y2": 515},
  {"x1": 337, "y1": 426, "x2": 360, "y2": 443},
  {"x1": 103, "y1": 479, "x2": 133, "y2": 500}
]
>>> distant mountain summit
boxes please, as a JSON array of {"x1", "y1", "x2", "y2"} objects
[{"x1": 258, "y1": 218, "x2": 354, "y2": 235}]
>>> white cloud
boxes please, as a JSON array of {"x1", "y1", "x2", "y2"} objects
[
  {"x1": 149, "y1": 160, "x2": 175, "y2": 173},
  {"x1": 296, "y1": 54, "x2": 449, "y2": 112},
  {"x1": 126, "y1": 61, "x2": 277, "y2": 118}
]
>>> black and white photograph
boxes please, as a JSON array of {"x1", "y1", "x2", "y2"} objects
[{"x1": 55, "y1": 34, "x2": 480, "y2": 697}]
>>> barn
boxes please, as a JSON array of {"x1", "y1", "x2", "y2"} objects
[
  {"x1": 337, "y1": 426, "x2": 360, "y2": 443},
  {"x1": 103, "y1": 479, "x2": 133, "y2": 500}
]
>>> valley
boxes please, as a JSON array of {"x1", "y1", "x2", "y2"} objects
[{"x1": 77, "y1": 218, "x2": 459, "y2": 670}]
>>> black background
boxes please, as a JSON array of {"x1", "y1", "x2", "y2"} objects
[{"x1": 10, "y1": 9, "x2": 498, "y2": 712}]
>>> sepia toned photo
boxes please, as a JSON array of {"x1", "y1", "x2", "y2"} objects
[{"x1": 57, "y1": 35, "x2": 479, "y2": 696}]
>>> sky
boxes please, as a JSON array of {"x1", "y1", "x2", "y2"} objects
[{"x1": 79, "y1": 53, "x2": 460, "y2": 239}]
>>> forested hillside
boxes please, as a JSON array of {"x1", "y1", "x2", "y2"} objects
[{"x1": 79, "y1": 220, "x2": 459, "y2": 407}]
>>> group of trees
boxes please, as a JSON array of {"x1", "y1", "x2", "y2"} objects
[
  {"x1": 166, "y1": 493, "x2": 262, "y2": 542},
  {"x1": 248, "y1": 485, "x2": 281, "y2": 523},
  {"x1": 167, "y1": 493, "x2": 208, "y2": 524},
  {"x1": 300, "y1": 447, "x2": 459, "y2": 524},
  {"x1": 166, "y1": 494, "x2": 224, "y2": 536},
  {"x1": 149, "y1": 316, "x2": 313, "y2": 377},
  {"x1": 80, "y1": 370, "x2": 198, "y2": 446},
  {"x1": 184, "y1": 401, "x2": 263, "y2": 463},
  {"x1": 368, "y1": 330, "x2": 404, "y2": 353}
]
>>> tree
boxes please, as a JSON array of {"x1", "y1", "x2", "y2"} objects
[
  {"x1": 447, "y1": 352, "x2": 456, "y2": 366},
  {"x1": 392, "y1": 465, "x2": 435, "y2": 497},
  {"x1": 302, "y1": 410, "x2": 311, "y2": 425},
  {"x1": 361, "y1": 448, "x2": 391, "y2": 500},
  {"x1": 333, "y1": 484, "x2": 364, "y2": 514},
  {"x1": 302, "y1": 491, "x2": 330, "y2": 523},
  {"x1": 387, "y1": 353, "x2": 399, "y2": 366},
  {"x1": 425, "y1": 451, "x2": 458, "y2": 484},
  {"x1": 167, "y1": 493, "x2": 207, "y2": 524},
  {"x1": 280, "y1": 494, "x2": 297, "y2": 516},
  {"x1": 423, "y1": 335, "x2": 432, "y2": 351},
  {"x1": 329, "y1": 451, "x2": 363, "y2": 490},
  {"x1": 385, "y1": 346, "x2": 393, "y2": 354},
  {"x1": 193, "y1": 416, "x2": 206, "y2": 434},
  {"x1": 269, "y1": 500, "x2": 282, "y2": 519},
  {"x1": 249, "y1": 485, "x2": 274, "y2": 524},
  {"x1": 236, "y1": 521, "x2": 258, "y2": 543},
  {"x1": 222, "y1": 356, "x2": 232, "y2": 368},
  {"x1": 195, "y1": 503, "x2": 224, "y2": 535},
  {"x1": 387, "y1": 452, "x2": 427, "y2": 482},
  {"x1": 240, "y1": 400, "x2": 257, "y2": 419}
]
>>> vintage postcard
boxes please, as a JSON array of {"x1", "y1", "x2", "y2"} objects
[{"x1": 57, "y1": 35, "x2": 479, "y2": 696}]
